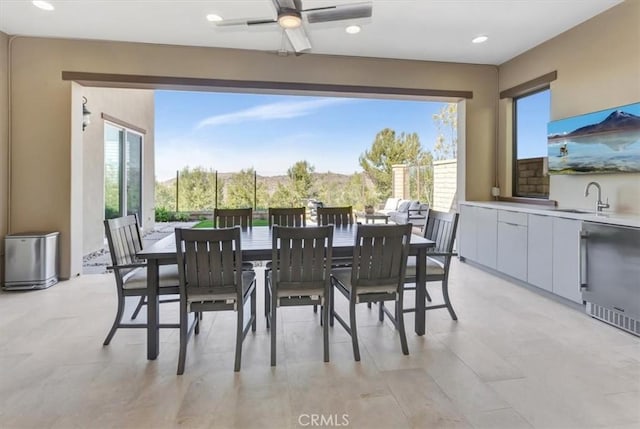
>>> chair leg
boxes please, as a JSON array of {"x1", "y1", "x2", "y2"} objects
[
  {"x1": 194, "y1": 312, "x2": 200, "y2": 335},
  {"x1": 103, "y1": 293, "x2": 125, "y2": 346},
  {"x1": 234, "y1": 306, "x2": 244, "y2": 372},
  {"x1": 264, "y1": 270, "x2": 270, "y2": 329},
  {"x1": 177, "y1": 305, "x2": 189, "y2": 375},
  {"x1": 251, "y1": 286, "x2": 257, "y2": 332},
  {"x1": 396, "y1": 298, "x2": 409, "y2": 356},
  {"x1": 349, "y1": 298, "x2": 360, "y2": 361},
  {"x1": 367, "y1": 302, "x2": 372, "y2": 309},
  {"x1": 323, "y1": 298, "x2": 330, "y2": 363},
  {"x1": 329, "y1": 283, "x2": 335, "y2": 327},
  {"x1": 313, "y1": 304, "x2": 318, "y2": 313},
  {"x1": 426, "y1": 288, "x2": 432, "y2": 303},
  {"x1": 270, "y1": 296, "x2": 277, "y2": 367},
  {"x1": 378, "y1": 301, "x2": 384, "y2": 322},
  {"x1": 442, "y1": 278, "x2": 458, "y2": 321},
  {"x1": 131, "y1": 296, "x2": 145, "y2": 320}
]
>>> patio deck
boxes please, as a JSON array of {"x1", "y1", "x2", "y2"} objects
[{"x1": 1, "y1": 259, "x2": 638, "y2": 428}]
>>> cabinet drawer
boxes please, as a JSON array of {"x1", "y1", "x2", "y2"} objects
[{"x1": 498, "y1": 210, "x2": 528, "y2": 226}]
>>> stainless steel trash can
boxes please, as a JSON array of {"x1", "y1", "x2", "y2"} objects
[{"x1": 4, "y1": 232, "x2": 60, "y2": 290}]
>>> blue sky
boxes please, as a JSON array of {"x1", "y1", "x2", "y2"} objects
[
  {"x1": 155, "y1": 89, "x2": 551, "y2": 179},
  {"x1": 155, "y1": 91, "x2": 448, "y2": 180},
  {"x1": 515, "y1": 89, "x2": 550, "y2": 159}
]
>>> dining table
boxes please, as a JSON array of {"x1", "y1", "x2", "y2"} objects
[{"x1": 137, "y1": 225, "x2": 435, "y2": 360}]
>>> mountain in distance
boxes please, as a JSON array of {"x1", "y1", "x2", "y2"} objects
[{"x1": 548, "y1": 110, "x2": 640, "y2": 140}]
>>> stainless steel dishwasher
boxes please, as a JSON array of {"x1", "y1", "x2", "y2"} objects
[
  {"x1": 3, "y1": 232, "x2": 60, "y2": 290},
  {"x1": 581, "y1": 222, "x2": 640, "y2": 336}
]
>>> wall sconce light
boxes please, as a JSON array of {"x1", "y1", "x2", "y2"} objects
[{"x1": 82, "y1": 96, "x2": 91, "y2": 131}]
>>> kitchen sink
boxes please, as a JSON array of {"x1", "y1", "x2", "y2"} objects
[{"x1": 552, "y1": 208, "x2": 593, "y2": 214}]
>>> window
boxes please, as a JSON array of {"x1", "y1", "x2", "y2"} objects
[
  {"x1": 104, "y1": 123, "x2": 143, "y2": 222},
  {"x1": 513, "y1": 88, "x2": 551, "y2": 198}
]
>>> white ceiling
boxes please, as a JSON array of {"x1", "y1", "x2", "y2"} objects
[{"x1": 0, "y1": 0, "x2": 622, "y2": 65}]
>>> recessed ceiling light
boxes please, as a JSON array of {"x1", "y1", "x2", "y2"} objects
[
  {"x1": 32, "y1": 1, "x2": 54, "y2": 11},
  {"x1": 206, "y1": 14, "x2": 223, "y2": 22},
  {"x1": 472, "y1": 35, "x2": 488, "y2": 44},
  {"x1": 345, "y1": 25, "x2": 361, "y2": 34}
]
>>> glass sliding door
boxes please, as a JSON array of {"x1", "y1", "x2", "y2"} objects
[{"x1": 104, "y1": 123, "x2": 143, "y2": 223}]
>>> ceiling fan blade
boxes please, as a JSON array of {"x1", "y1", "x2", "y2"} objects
[
  {"x1": 305, "y1": 1, "x2": 372, "y2": 24},
  {"x1": 216, "y1": 18, "x2": 277, "y2": 27},
  {"x1": 285, "y1": 27, "x2": 312, "y2": 53},
  {"x1": 275, "y1": 0, "x2": 297, "y2": 10}
]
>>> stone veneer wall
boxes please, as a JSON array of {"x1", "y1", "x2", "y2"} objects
[
  {"x1": 516, "y1": 157, "x2": 549, "y2": 197},
  {"x1": 433, "y1": 159, "x2": 457, "y2": 212}
]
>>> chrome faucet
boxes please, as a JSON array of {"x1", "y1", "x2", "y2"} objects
[{"x1": 584, "y1": 181, "x2": 610, "y2": 212}]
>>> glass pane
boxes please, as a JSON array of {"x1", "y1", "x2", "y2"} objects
[
  {"x1": 104, "y1": 125, "x2": 122, "y2": 219},
  {"x1": 515, "y1": 89, "x2": 550, "y2": 198},
  {"x1": 126, "y1": 132, "x2": 143, "y2": 222}
]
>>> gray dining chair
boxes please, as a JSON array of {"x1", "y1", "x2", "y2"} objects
[
  {"x1": 264, "y1": 207, "x2": 307, "y2": 326},
  {"x1": 212, "y1": 207, "x2": 254, "y2": 271},
  {"x1": 213, "y1": 207, "x2": 252, "y2": 228},
  {"x1": 403, "y1": 210, "x2": 459, "y2": 320},
  {"x1": 174, "y1": 227, "x2": 257, "y2": 374},
  {"x1": 330, "y1": 223, "x2": 412, "y2": 361},
  {"x1": 317, "y1": 206, "x2": 354, "y2": 227},
  {"x1": 267, "y1": 225, "x2": 334, "y2": 365},
  {"x1": 268, "y1": 207, "x2": 306, "y2": 227},
  {"x1": 102, "y1": 215, "x2": 180, "y2": 346}
]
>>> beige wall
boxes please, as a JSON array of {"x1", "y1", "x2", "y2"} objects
[
  {"x1": 498, "y1": 1, "x2": 640, "y2": 214},
  {"x1": 7, "y1": 37, "x2": 497, "y2": 277},
  {"x1": 82, "y1": 87, "x2": 155, "y2": 255},
  {"x1": 0, "y1": 32, "x2": 8, "y2": 282}
]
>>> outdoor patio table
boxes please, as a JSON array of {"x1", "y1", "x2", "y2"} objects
[{"x1": 137, "y1": 225, "x2": 434, "y2": 360}]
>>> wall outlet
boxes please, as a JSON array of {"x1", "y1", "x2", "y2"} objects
[{"x1": 491, "y1": 187, "x2": 500, "y2": 197}]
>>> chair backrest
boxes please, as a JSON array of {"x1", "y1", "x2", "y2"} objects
[
  {"x1": 175, "y1": 227, "x2": 243, "y2": 299},
  {"x1": 268, "y1": 207, "x2": 306, "y2": 227},
  {"x1": 317, "y1": 206, "x2": 354, "y2": 226},
  {"x1": 213, "y1": 208, "x2": 252, "y2": 228},
  {"x1": 271, "y1": 225, "x2": 333, "y2": 291},
  {"x1": 351, "y1": 224, "x2": 412, "y2": 290},
  {"x1": 423, "y1": 210, "x2": 459, "y2": 267},
  {"x1": 104, "y1": 214, "x2": 143, "y2": 277}
]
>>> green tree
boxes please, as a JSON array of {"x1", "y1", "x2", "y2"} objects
[
  {"x1": 287, "y1": 160, "x2": 315, "y2": 203},
  {"x1": 269, "y1": 183, "x2": 298, "y2": 207},
  {"x1": 433, "y1": 103, "x2": 458, "y2": 160},
  {"x1": 224, "y1": 168, "x2": 267, "y2": 208},
  {"x1": 359, "y1": 128, "x2": 425, "y2": 199},
  {"x1": 155, "y1": 180, "x2": 175, "y2": 211},
  {"x1": 177, "y1": 166, "x2": 216, "y2": 211}
]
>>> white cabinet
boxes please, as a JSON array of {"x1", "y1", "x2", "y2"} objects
[
  {"x1": 552, "y1": 217, "x2": 583, "y2": 303},
  {"x1": 475, "y1": 207, "x2": 498, "y2": 269},
  {"x1": 527, "y1": 214, "x2": 553, "y2": 292},
  {"x1": 497, "y1": 210, "x2": 528, "y2": 281},
  {"x1": 459, "y1": 204, "x2": 477, "y2": 261}
]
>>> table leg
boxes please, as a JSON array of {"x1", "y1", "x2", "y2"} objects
[
  {"x1": 147, "y1": 259, "x2": 160, "y2": 360},
  {"x1": 414, "y1": 247, "x2": 426, "y2": 336}
]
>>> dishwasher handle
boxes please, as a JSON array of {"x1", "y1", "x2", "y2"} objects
[{"x1": 580, "y1": 230, "x2": 588, "y2": 289}]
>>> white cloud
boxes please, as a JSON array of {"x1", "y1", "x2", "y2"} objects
[{"x1": 195, "y1": 97, "x2": 351, "y2": 129}]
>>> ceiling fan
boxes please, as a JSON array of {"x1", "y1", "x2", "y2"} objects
[{"x1": 216, "y1": 0, "x2": 373, "y2": 54}]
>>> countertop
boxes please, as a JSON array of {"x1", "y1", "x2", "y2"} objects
[{"x1": 460, "y1": 201, "x2": 640, "y2": 228}]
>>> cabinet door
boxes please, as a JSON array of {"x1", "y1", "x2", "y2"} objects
[
  {"x1": 527, "y1": 214, "x2": 553, "y2": 291},
  {"x1": 552, "y1": 217, "x2": 583, "y2": 303},
  {"x1": 497, "y1": 222, "x2": 528, "y2": 281},
  {"x1": 476, "y1": 207, "x2": 498, "y2": 269},
  {"x1": 459, "y1": 205, "x2": 477, "y2": 261}
]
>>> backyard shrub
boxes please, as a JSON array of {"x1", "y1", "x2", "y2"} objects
[{"x1": 155, "y1": 207, "x2": 171, "y2": 222}]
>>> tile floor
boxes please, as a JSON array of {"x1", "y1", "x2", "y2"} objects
[{"x1": 1, "y1": 260, "x2": 638, "y2": 428}]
